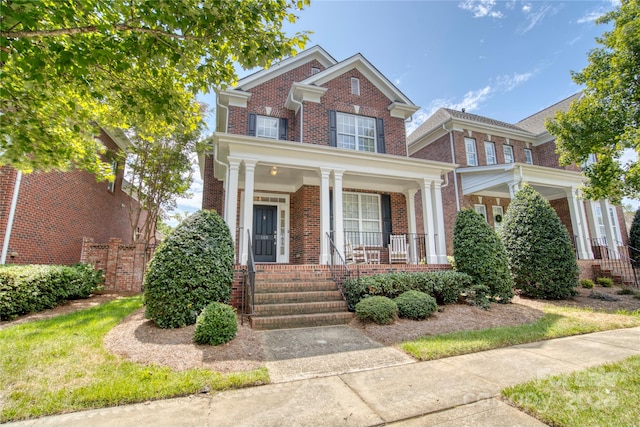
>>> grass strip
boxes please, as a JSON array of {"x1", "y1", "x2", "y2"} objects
[
  {"x1": 0, "y1": 296, "x2": 268, "y2": 422},
  {"x1": 400, "y1": 306, "x2": 640, "y2": 360},
  {"x1": 503, "y1": 355, "x2": 640, "y2": 426}
]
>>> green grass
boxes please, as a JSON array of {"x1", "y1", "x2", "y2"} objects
[
  {"x1": 503, "y1": 356, "x2": 640, "y2": 426},
  {"x1": 0, "y1": 296, "x2": 268, "y2": 422},
  {"x1": 400, "y1": 305, "x2": 640, "y2": 360}
]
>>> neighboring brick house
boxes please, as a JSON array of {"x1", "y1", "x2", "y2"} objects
[
  {"x1": 0, "y1": 128, "x2": 145, "y2": 265},
  {"x1": 201, "y1": 46, "x2": 455, "y2": 266},
  {"x1": 408, "y1": 93, "x2": 628, "y2": 259}
]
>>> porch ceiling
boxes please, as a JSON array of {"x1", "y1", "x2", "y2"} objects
[
  {"x1": 458, "y1": 163, "x2": 586, "y2": 200},
  {"x1": 215, "y1": 133, "x2": 457, "y2": 193}
]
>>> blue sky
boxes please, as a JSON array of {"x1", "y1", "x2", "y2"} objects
[{"x1": 172, "y1": 0, "x2": 635, "y2": 223}]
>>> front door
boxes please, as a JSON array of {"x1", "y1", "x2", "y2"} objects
[{"x1": 253, "y1": 205, "x2": 277, "y2": 262}]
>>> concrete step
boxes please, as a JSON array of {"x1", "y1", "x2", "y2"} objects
[
  {"x1": 253, "y1": 300, "x2": 349, "y2": 316},
  {"x1": 254, "y1": 290, "x2": 344, "y2": 304},
  {"x1": 250, "y1": 312, "x2": 355, "y2": 330}
]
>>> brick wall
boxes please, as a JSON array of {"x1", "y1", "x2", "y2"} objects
[
  {"x1": 80, "y1": 237, "x2": 154, "y2": 292},
  {"x1": 533, "y1": 140, "x2": 581, "y2": 172},
  {"x1": 202, "y1": 154, "x2": 224, "y2": 214},
  {"x1": 1, "y1": 131, "x2": 145, "y2": 265},
  {"x1": 291, "y1": 185, "x2": 320, "y2": 264}
]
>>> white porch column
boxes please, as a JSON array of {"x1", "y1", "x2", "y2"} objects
[
  {"x1": 240, "y1": 160, "x2": 257, "y2": 265},
  {"x1": 565, "y1": 187, "x2": 592, "y2": 260},
  {"x1": 225, "y1": 158, "x2": 240, "y2": 249},
  {"x1": 332, "y1": 169, "x2": 345, "y2": 261},
  {"x1": 576, "y1": 192, "x2": 594, "y2": 260},
  {"x1": 319, "y1": 168, "x2": 331, "y2": 265},
  {"x1": 420, "y1": 178, "x2": 438, "y2": 264},
  {"x1": 432, "y1": 180, "x2": 448, "y2": 264},
  {"x1": 405, "y1": 189, "x2": 418, "y2": 264},
  {"x1": 585, "y1": 200, "x2": 600, "y2": 241},
  {"x1": 599, "y1": 199, "x2": 618, "y2": 258}
]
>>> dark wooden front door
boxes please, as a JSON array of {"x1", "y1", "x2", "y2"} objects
[{"x1": 253, "y1": 205, "x2": 277, "y2": 262}]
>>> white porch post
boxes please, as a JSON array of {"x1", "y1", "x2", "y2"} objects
[
  {"x1": 420, "y1": 178, "x2": 438, "y2": 264},
  {"x1": 240, "y1": 160, "x2": 256, "y2": 265},
  {"x1": 576, "y1": 191, "x2": 594, "y2": 260},
  {"x1": 332, "y1": 169, "x2": 345, "y2": 261},
  {"x1": 599, "y1": 199, "x2": 618, "y2": 258},
  {"x1": 225, "y1": 158, "x2": 240, "y2": 250},
  {"x1": 405, "y1": 189, "x2": 418, "y2": 264},
  {"x1": 508, "y1": 182, "x2": 520, "y2": 198},
  {"x1": 319, "y1": 168, "x2": 331, "y2": 265},
  {"x1": 565, "y1": 187, "x2": 592, "y2": 259},
  {"x1": 432, "y1": 180, "x2": 448, "y2": 264}
]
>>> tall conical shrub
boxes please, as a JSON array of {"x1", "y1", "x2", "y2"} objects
[
  {"x1": 453, "y1": 209, "x2": 514, "y2": 305},
  {"x1": 144, "y1": 210, "x2": 234, "y2": 328},
  {"x1": 629, "y1": 208, "x2": 640, "y2": 263},
  {"x1": 501, "y1": 184, "x2": 578, "y2": 299}
]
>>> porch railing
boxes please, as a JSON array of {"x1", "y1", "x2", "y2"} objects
[
  {"x1": 327, "y1": 232, "x2": 355, "y2": 311},
  {"x1": 342, "y1": 231, "x2": 430, "y2": 264},
  {"x1": 590, "y1": 237, "x2": 638, "y2": 288},
  {"x1": 241, "y1": 229, "x2": 256, "y2": 325}
]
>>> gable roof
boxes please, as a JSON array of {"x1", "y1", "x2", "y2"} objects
[
  {"x1": 516, "y1": 92, "x2": 582, "y2": 135},
  {"x1": 236, "y1": 45, "x2": 337, "y2": 91}
]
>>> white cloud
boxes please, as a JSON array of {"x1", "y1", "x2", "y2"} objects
[
  {"x1": 495, "y1": 71, "x2": 534, "y2": 91},
  {"x1": 577, "y1": 10, "x2": 605, "y2": 24},
  {"x1": 459, "y1": 0, "x2": 504, "y2": 18},
  {"x1": 517, "y1": 2, "x2": 553, "y2": 34}
]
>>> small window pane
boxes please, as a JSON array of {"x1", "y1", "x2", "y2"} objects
[
  {"x1": 257, "y1": 116, "x2": 279, "y2": 139},
  {"x1": 336, "y1": 112, "x2": 377, "y2": 153},
  {"x1": 351, "y1": 77, "x2": 360, "y2": 95},
  {"x1": 474, "y1": 204, "x2": 487, "y2": 221},
  {"x1": 465, "y1": 138, "x2": 478, "y2": 166},
  {"x1": 485, "y1": 142, "x2": 496, "y2": 165},
  {"x1": 524, "y1": 149, "x2": 533, "y2": 165},
  {"x1": 503, "y1": 145, "x2": 514, "y2": 163}
]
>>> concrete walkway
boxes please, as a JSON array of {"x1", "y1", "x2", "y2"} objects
[{"x1": 7, "y1": 327, "x2": 640, "y2": 427}]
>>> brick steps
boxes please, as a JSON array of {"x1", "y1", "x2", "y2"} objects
[
  {"x1": 249, "y1": 266, "x2": 353, "y2": 330},
  {"x1": 593, "y1": 263, "x2": 637, "y2": 287}
]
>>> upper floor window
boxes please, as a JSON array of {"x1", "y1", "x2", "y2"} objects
[
  {"x1": 107, "y1": 159, "x2": 117, "y2": 192},
  {"x1": 337, "y1": 112, "x2": 376, "y2": 152},
  {"x1": 582, "y1": 153, "x2": 597, "y2": 169},
  {"x1": 351, "y1": 77, "x2": 360, "y2": 95},
  {"x1": 503, "y1": 145, "x2": 514, "y2": 163},
  {"x1": 248, "y1": 113, "x2": 287, "y2": 140},
  {"x1": 524, "y1": 148, "x2": 533, "y2": 165},
  {"x1": 484, "y1": 142, "x2": 497, "y2": 165},
  {"x1": 465, "y1": 138, "x2": 478, "y2": 166}
]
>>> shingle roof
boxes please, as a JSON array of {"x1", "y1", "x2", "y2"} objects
[{"x1": 516, "y1": 92, "x2": 582, "y2": 135}]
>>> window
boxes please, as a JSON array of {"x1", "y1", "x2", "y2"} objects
[
  {"x1": 343, "y1": 193, "x2": 381, "y2": 246},
  {"x1": 582, "y1": 153, "x2": 597, "y2": 169},
  {"x1": 484, "y1": 142, "x2": 497, "y2": 165},
  {"x1": 337, "y1": 112, "x2": 376, "y2": 152},
  {"x1": 257, "y1": 115, "x2": 279, "y2": 139},
  {"x1": 474, "y1": 204, "x2": 487, "y2": 221},
  {"x1": 524, "y1": 148, "x2": 533, "y2": 165},
  {"x1": 595, "y1": 205, "x2": 623, "y2": 244},
  {"x1": 503, "y1": 145, "x2": 514, "y2": 163},
  {"x1": 107, "y1": 159, "x2": 117, "y2": 192},
  {"x1": 351, "y1": 77, "x2": 360, "y2": 95},
  {"x1": 492, "y1": 205, "x2": 504, "y2": 231},
  {"x1": 465, "y1": 138, "x2": 478, "y2": 166}
]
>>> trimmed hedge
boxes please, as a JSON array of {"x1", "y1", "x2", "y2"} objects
[
  {"x1": 394, "y1": 290, "x2": 437, "y2": 320},
  {"x1": 193, "y1": 302, "x2": 238, "y2": 345},
  {"x1": 344, "y1": 270, "x2": 472, "y2": 308},
  {"x1": 355, "y1": 296, "x2": 398, "y2": 324},
  {"x1": 0, "y1": 263, "x2": 103, "y2": 320},
  {"x1": 144, "y1": 210, "x2": 234, "y2": 329}
]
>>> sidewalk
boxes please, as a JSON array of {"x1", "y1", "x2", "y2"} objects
[{"x1": 7, "y1": 327, "x2": 640, "y2": 427}]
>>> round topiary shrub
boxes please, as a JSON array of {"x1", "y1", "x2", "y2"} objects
[
  {"x1": 501, "y1": 184, "x2": 579, "y2": 299},
  {"x1": 144, "y1": 210, "x2": 234, "y2": 328},
  {"x1": 194, "y1": 302, "x2": 238, "y2": 345},
  {"x1": 394, "y1": 290, "x2": 437, "y2": 320},
  {"x1": 453, "y1": 209, "x2": 514, "y2": 304},
  {"x1": 355, "y1": 296, "x2": 398, "y2": 325}
]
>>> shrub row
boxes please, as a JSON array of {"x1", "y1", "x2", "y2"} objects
[
  {"x1": 344, "y1": 270, "x2": 472, "y2": 309},
  {"x1": 0, "y1": 263, "x2": 103, "y2": 320}
]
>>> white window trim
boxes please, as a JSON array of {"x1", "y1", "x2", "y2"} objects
[
  {"x1": 465, "y1": 138, "x2": 478, "y2": 166},
  {"x1": 492, "y1": 205, "x2": 504, "y2": 231},
  {"x1": 474, "y1": 204, "x2": 487, "y2": 221},
  {"x1": 336, "y1": 112, "x2": 377, "y2": 153},
  {"x1": 343, "y1": 192, "x2": 382, "y2": 246},
  {"x1": 484, "y1": 141, "x2": 497, "y2": 165},
  {"x1": 503, "y1": 145, "x2": 514, "y2": 164},
  {"x1": 524, "y1": 148, "x2": 533, "y2": 165},
  {"x1": 256, "y1": 115, "x2": 279, "y2": 139}
]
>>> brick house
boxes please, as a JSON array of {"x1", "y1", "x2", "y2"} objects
[
  {"x1": 408, "y1": 93, "x2": 628, "y2": 260},
  {"x1": 0, "y1": 128, "x2": 144, "y2": 266},
  {"x1": 201, "y1": 46, "x2": 455, "y2": 267}
]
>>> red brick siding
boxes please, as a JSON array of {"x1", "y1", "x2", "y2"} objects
[
  {"x1": 290, "y1": 185, "x2": 320, "y2": 264},
  {"x1": 533, "y1": 140, "x2": 581, "y2": 172},
  {"x1": 1, "y1": 131, "x2": 145, "y2": 265},
  {"x1": 0, "y1": 166, "x2": 18, "y2": 248},
  {"x1": 202, "y1": 154, "x2": 224, "y2": 214}
]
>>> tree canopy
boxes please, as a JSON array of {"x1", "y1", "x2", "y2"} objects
[
  {"x1": 545, "y1": 0, "x2": 639, "y2": 203},
  {"x1": 0, "y1": 0, "x2": 309, "y2": 179}
]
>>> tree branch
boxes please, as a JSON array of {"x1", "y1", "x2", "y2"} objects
[{"x1": 1, "y1": 24, "x2": 208, "y2": 40}]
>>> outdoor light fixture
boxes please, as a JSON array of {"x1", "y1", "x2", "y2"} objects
[{"x1": 270, "y1": 166, "x2": 278, "y2": 176}]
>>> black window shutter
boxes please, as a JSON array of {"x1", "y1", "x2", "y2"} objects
[
  {"x1": 279, "y1": 118, "x2": 288, "y2": 140},
  {"x1": 248, "y1": 113, "x2": 257, "y2": 136},
  {"x1": 329, "y1": 110, "x2": 337, "y2": 147},
  {"x1": 381, "y1": 194, "x2": 392, "y2": 245},
  {"x1": 376, "y1": 118, "x2": 386, "y2": 153}
]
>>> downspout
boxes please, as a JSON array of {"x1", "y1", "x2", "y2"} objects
[
  {"x1": 444, "y1": 123, "x2": 461, "y2": 211},
  {"x1": 1, "y1": 171, "x2": 22, "y2": 264},
  {"x1": 288, "y1": 91, "x2": 303, "y2": 143}
]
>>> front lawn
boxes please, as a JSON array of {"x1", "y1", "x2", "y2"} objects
[
  {"x1": 0, "y1": 296, "x2": 268, "y2": 422},
  {"x1": 503, "y1": 355, "x2": 640, "y2": 426},
  {"x1": 400, "y1": 305, "x2": 640, "y2": 360}
]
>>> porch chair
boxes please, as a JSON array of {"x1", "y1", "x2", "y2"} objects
[
  {"x1": 344, "y1": 240, "x2": 355, "y2": 264},
  {"x1": 352, "y1": 244, "x2": 368, "y2": 264},
  {"x1": 389, "y1": 234, "x2": 408, "y2": 264}
]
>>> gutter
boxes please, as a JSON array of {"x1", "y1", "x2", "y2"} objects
[
  {"x1": 1, "y1": 171, "x2": 22, "y2": 264},
  {"x1": 288, "y1": 91, "x2": 304, "y2": 143}
]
